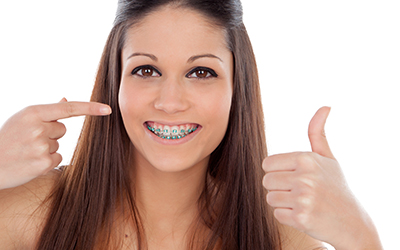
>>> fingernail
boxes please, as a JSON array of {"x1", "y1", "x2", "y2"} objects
[
  {"x1": 59, "y1": 97, "x2": 68, "y2": 103},
  {"x1": 100, "y1": 106, "x2": 112, "y2": 115}
]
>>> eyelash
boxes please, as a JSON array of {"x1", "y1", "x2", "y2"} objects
[
  {"x1": 186, "y1": 67, "x2": 218, "y2": 80},
  {"x1": 131, "y1": 65, "x2": 162, "y2": 78},
  {"x1": 130, "y1": 65, "x2": 218, "y2": 79}
]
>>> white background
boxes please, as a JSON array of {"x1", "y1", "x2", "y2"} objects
[{"x1": 0, "y1": 1, "x2": 398, "y2": 249}]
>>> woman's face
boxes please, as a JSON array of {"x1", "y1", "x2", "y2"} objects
[{"x1": 119, "y1": 6, "x2": 233, "y2": 173}]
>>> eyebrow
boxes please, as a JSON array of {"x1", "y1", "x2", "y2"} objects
[
  {"x1": 127, "y1": 52, "x2": 158, "y2": 61},
  {"x1": 126, "y1": 52, "x2": 223, "y2": 63},
  {"x1": 187, "y1": 54, "x2": 223, "y2": 63}
]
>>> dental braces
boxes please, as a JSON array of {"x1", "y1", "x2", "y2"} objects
[{"x1": 147, "y1": 125, "x2": 198, "y2": 139}]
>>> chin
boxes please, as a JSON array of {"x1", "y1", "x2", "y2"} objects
[{"x1": 148, "y1": 155, "x2": 201, "y2": 173}]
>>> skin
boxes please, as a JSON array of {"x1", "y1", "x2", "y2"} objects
[
  {"x1": 0, "y1": 5, "x2": 382, "y2": 250},
  {"x1": 0, "y1": 98, "x2": 111, "y2": 248},
  {"x1": 263, "y1": 107, "x2": 383, "y2": 250},
  {"x1": 118, "y1": 6, "x2": 234, "y2": 248},
  {"x1": 0, "y1": 98, "x2": 111, "y2": 190}
]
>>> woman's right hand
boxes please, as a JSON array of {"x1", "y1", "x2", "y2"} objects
[{"x1": 0, "y1": 98, "x2": 111, "y2": 190}]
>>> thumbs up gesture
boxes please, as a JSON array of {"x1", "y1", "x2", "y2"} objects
[{"x1": 262, "y1": 107, "x2": 382, "y2": 249}]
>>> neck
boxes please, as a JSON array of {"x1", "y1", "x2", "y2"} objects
[{"x1": 131, "y1": 153, "x2": 209, "y2": 244}]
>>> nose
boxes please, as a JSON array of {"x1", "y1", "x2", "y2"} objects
[{"x1": 153, "y1": 78, "x2": 190, "y2": 114}]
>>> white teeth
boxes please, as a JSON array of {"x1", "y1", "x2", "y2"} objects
[
  {"x1": 156, "y1": 124, "x2": 163, "y2": 133},
  {"x1": 179, "y1": 125, "x2": 186, "y2": 134},
  {"x1": 162, "y1": 125, "x2": 170, "y2": 135},
  {"x1": 171, "y1": 126, "x2": 179, "y2": 135},
  {"x1": 185, "y1": 124, "x2": 191, "y2": 133},
  {"x1": 147, "y1": 122, "x2": 198, "y2": 138}
]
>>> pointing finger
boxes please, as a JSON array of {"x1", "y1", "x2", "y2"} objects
[
  {"x1": 38, "y1": 101, "x2": 112, "y2": 122},
  {"x1": 308, "y1": 106, "x2": 335, "y2": 159}
]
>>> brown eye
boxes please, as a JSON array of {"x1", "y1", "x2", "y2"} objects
[
  {"x1": 195, "y1": 69, "x2": 209, "y2": 78},
  {"x1": 131, "y1": 65, "x2": 161, "y2": 78},
  {"x1": 142, "y1": 67, "x2": 154, "y2": 77},
  {"x1": 187, "y1": 67, "x2": 218, "y2": 79}
]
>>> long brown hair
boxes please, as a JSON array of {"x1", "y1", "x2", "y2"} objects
[{"x1": 35, "y1": 0, "x2": 281, "y2": 249}]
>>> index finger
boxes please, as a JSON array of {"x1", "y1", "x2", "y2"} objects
[{"x1": 38, "y1": 101, "x2": 112, "y2": 121}]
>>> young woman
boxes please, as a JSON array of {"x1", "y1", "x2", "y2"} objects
[{"x1": 0, "y1": 0, "x2": 382, "y2": 249}]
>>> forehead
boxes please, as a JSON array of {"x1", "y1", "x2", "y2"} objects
[{"x1": 122, "y1": 6, "x2": 230, "y2": 61}]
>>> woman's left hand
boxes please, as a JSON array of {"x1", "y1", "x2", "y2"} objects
[{"x1": 262, "y1": 107, "x2": 382, "y2": 250}]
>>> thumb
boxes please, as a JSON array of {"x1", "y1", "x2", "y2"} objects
[
  {"x1": 308, "y1": 106, "x2": 335, "y2": 159},
  {"x1": 59, "y1": 97, "x2": 68, "y2": 103}
]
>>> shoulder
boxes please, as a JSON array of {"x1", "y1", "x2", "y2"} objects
[
  {"x1": 0, "y1": 169, "x2": 61, "y2": 249},
  {"x1": 279, "y1": 224, "x2": 325, "y2": 250}
]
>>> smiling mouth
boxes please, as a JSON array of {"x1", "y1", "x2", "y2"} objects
[{"x1": 145, "y1": 121, "x2": 200, "y2": 140}]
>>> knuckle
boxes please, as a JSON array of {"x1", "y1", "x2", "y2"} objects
[
  {"x1": 296, "y1": 153, "x2": 317, "y2": 172},
  {"x1": 36, "y1": 141, "x2": 50, "y2": 155},
  {"x1": 31, "y1": 125, "x2": 46, "y2": 139},
  {"x1": 89, "y1": 103, "x2": 97, "y2": 115},
  {"x1": 20, "y1": 106, "x2": 38, "y2": 122},
  {"x1": 292, "y1": 212, "x2": 311, "y2": 231},
  {"x1": 273, "y1": 209, "x2": 289, "y2": 225},
  {"x1": 297, "y1": 193, "x2": 316, "y2": 208},
  {"x1": 42, "y1": 156, "x2": 54, "y2": 169},
  {"x1": 64, "y1": 103, "x2": 77, "y2": 116},
  {"x1": 298, "y1": 176, "x2": 317, "y2": 190},
  {"x1": 32, "y1": 157, "x2": 52, "y2": 172},
  {"x1": 22, "y1": 105, "x2": 36, "y2": 114},
  {"x1": 24, "y1": 105, "x2": 41, "y2": 118},
  {"x1": 297, "y1": 153, "x2": 313, "y2": 165}
]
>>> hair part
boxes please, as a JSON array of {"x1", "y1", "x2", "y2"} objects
[{"x1": 35, "y1": 1, "x2": 281, "y2": 249}]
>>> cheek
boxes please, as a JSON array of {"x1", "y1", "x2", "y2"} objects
[
  {"x1": 216, "y1": 84, "x2": 232, "y2": 114},
  {"x1": 198, "y1": 88, "x2": 232, "y2": 157},
  {"x1": 118, "y1": 82, "x2": 145, "y2": 128},
  {"x1": 200, "y1": 85, "x2": 232, "y2": 129},
  {"x1": 209, "y1": 95, "x2": 231, "y2": 121},
  {"x1": 119, "y1": 84, "x2": 133, "y2": 117}
]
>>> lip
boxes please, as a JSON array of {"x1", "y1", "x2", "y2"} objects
[
  {"x1": 146, "y1": 120, "x2": 199, "y2": 127},
  {"x1": 143, "y1": 122, "x2": 202, "y2": 146}
]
